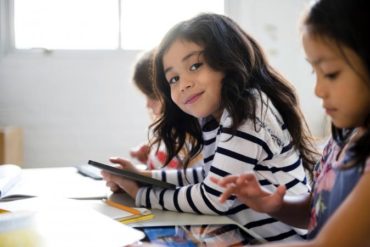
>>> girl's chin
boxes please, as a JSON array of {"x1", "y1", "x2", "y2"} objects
[{"x1": 331, "y1": 120, "x2": 357, "y2": 129}]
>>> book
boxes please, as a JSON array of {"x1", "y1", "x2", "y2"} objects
[
  {"x1": 0, "y1": 164, "x2": 22, "y2": 200},
  {"x1": 0, "y1": 165, "x2": 109, "y2": 201},
  {"x1": 88, "y1": 160, "x2": 176, "y2": 189}
]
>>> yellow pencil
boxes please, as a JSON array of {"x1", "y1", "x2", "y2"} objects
[
  {"x1": 103, "y1": 199, "x2": 141, "y2": 215},
  {"x1": 0, "y1": 208, "x2": 10, "y2": 214},
  {"x1": 119, "y1": 213, "x2": 155, "y2": 224}
]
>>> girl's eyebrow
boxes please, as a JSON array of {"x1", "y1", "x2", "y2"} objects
[
  {"x1": 164, "y1": 50, "x2": 203, "y2": 75},
  {"x1": 181, "y1": 50, "x2": 203, "y2": 63},
  {"x1": 305, "y1": 57, "x2": 338, "y2": 66}
]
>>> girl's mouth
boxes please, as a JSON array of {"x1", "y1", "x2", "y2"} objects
[{"x1": 185, "y1": 92, "x2": 203, "y2": 104}]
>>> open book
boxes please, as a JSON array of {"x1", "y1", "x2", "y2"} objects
[
  {"x1": 0, "y1": 165, "x2": 109, "y2": 201},
  {"x1": 0, "y1": 164, "x2": 22, "y2": 200}
]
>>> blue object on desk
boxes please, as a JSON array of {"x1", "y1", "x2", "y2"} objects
[{"x1": 136, "y1": 224, "x2": 261, "y2": 246}]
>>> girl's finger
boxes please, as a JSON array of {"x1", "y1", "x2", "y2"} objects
[
  {"x1": 219, "y1": 184, "x2": 237, "y2": 203},
  {"x1": 237, "y1": 172, "x2": 256, "y2": 183},
  {"x1": 106, "y1": 181, "x2": 119, "y2": 192},
  {"x1": 209, "y1": 176, "x2": 219, "y2": 184},
  {"x1": 215, "y1": 175, "x2": 240, "y2": 187},
  {"x1": 109, "y1": 157, "x2": 130, "y2": 167}
]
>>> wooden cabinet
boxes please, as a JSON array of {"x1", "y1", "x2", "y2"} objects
[{"x1": 0, "y1": 127, "x2": 23, "y2": 165}]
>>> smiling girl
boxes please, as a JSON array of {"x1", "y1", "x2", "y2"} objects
[{"x1": 102, "y1": 13, "x2": 318, "y2": 242}]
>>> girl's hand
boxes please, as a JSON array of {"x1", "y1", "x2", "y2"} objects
[
  {"x1": 210, "y1": 172, "x2": 286, "y2": 214},
  {"x1": 130, "y1": 144, "x2": 150, "y2": 164},
  {"x1": 101, "y1": 157, "x2": 141, "y2": 198}
]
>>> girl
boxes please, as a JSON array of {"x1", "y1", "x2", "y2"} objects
[
  {"x1": 102, "y1": 13, "x2": 317, "y2": 242},
  {"x1": 129, "y1": 49, "x2": 182, "y2": 169},
  {"x1": 213, "y1": 0, "x2": 370, "y2": 246}
]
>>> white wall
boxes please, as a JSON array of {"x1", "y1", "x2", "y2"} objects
[
  {"x1": 0, "y1": 0, "x2": 326, "y2": 168},
  {"x1": 228, "y1": 0, "x2": 326, "y2": 136},
  {"x1": 0, "y1": 51, "x2": 150, "y2": 167}
]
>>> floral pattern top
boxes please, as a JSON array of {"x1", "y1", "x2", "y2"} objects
[{"x1": 307, "y1": 137, "x2": 370, "y2": 239}]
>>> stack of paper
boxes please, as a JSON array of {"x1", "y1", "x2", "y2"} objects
[
  {"x1": 0, "y1": 164, "x2": 22, "y2": 200},
  {"x1": 79, "y1": 199, "x2": 154, "y2": 224}
]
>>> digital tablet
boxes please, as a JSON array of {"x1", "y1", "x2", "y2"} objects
[
  {"x1": 87, "y1": 160, "x2": 176, "y2": 189},
  {"x1": 134, "y1": 224, "x2": 262, "y2": 246}
]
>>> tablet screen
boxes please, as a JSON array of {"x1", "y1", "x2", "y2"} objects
[{"x1": 135, "y1": 224, "x2": 262, "y2": 246}]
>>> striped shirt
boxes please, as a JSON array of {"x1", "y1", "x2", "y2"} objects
[{"x1": 135, "y1": 92, "x2": 310, "y2": 242}]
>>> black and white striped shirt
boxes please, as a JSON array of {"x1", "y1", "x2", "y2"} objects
[{"x1": 135, "y1": 92, "x2": 309, "y2": 242}]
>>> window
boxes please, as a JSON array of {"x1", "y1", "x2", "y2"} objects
[{"x1": 12, "y1": 0, "x2": 224, "y2": 50}]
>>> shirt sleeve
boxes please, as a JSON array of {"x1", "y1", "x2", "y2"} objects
[{"x1": 151, "y1": 166, "x2": 205, "y2": 186}]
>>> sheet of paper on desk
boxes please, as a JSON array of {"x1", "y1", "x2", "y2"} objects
[
  {"x1": 0, "y1": 167, "x2": 109, "y2": 201},
  {"x1": 0, "y1": 197, "x2": 145, "y2": 247}
]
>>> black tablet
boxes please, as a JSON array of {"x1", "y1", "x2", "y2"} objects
[
  {"x1": 135, "y1": 224, "x2": 262, "y2": 246},
  {"x1": 88, "y1": 160, "x2": 176, "y2": 189}
]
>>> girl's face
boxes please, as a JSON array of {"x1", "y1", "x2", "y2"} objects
[
  {"x1": 302, "y1": 31, "x2": 370, "y2": 129},
  {"x1": 162, "y1": 39, "x2": 225, "y2": 120}
]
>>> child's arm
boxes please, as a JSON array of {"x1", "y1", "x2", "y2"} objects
[
  {"x1": 211, "y1": 173, "x2": 311, "y2": 229},
  {"x1": 130, "y1": 143, "x2": 150, "y2": 164},
  {"x1": 310, "y1": 171, "x2": 370, "y2": 247},
  {"x1": 248, "y1": 171, "x2": 370, "y2": 247},
  {"x1": 101, "y1": 157, "x2": 141, "y2": 198}
]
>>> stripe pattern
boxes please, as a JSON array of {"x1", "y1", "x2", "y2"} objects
[{"x1": 137, "y1": 92, "x2": 309, "y2": 242}]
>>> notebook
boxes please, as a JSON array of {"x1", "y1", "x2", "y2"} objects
[{"x1": 0, "y1": 166, "x2": 108, "y2": 201}]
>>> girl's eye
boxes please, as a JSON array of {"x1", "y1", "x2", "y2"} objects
[
  {"x1": 168, "y1": 75, "x2": 179, "y2": 85},
  {"x1": 190, "y1": 63, "x2": 202, "y2": 71},
  {"x1": 324, "y1": 71, "x2": 340, "y2": 80}
]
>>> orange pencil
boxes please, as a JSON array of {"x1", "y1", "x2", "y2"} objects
[{"x1": 103, "y1": 199, "x2": 141, "y2": 215}]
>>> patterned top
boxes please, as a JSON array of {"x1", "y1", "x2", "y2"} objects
[
  {"x1": 135, "y1": 92, "x2": 310, "y2": 242},
  {"x1": 147, "y1": 142, "x2": 181, "y2": 170},
  {"x1": 308, "y1": 136, "x2": 370, "y2": 238}
]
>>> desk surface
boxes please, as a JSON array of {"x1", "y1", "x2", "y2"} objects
[
  {"x1": 110, "y1": 192, "x2": 238, "y2": 227},
  {"x1": 1, "y1": 167, "x2": 263, "y2": 245}
]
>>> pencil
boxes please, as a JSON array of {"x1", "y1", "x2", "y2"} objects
[
  {"x1": 0, "y1": 208, "x2": 10, "y2": 214},
  {"x1": 119, "y1": 213, "x2": 154, "y2": 224},
  {"x1": 103, "y1": 199, "x2": 141, "y2": 215}
]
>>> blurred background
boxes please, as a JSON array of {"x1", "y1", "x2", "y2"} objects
[{"x1": 0, "y1": 0, "x2": 327, "y2": 168}]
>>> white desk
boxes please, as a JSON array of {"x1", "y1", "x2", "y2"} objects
[
  {"x1": 110, "y1": 192, "x2": 240, "y2": 227},
  {"x1": 109, "y1": 179, "x2": 263, "y2": 242},
  {"x1": 0, "y1": 167, "x2": 263, "y2": 245}
]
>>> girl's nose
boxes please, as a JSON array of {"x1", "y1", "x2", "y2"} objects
[
  {"x1": 180, "y1": 78, "x2": 194, "y2": 92},
  {"x1": 314, "y1": 77, "x2": 327, "y2": 99}
]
